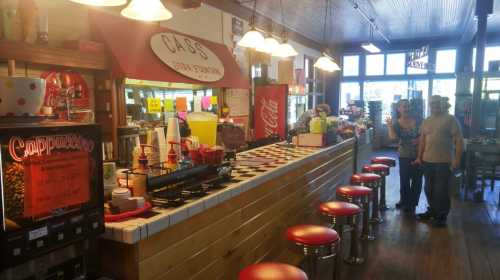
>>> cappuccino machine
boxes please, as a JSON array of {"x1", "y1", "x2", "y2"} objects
[{"x1": 0, "y1": 123, "x2": 104, "y2": 280}]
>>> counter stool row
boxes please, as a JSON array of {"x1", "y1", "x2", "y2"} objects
[{"x1": 238, "y1": 156, "x2": 396, "y2": 280}]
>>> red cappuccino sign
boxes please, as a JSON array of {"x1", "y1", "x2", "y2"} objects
[{"x1": 150, "y1": 32, "x2": 225, "y2": 82}]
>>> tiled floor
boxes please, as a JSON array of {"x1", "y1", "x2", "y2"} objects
[{"x1": 316, "y1": 150, "x2": 500, "y2": 280}]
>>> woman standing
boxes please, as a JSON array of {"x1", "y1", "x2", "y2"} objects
[{"x1": 387, "y1": 99, "x2": 423, "y2": 213}]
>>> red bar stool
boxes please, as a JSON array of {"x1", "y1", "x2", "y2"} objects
[
  {"x1": 239, "y1": 262, "x2": 308, "y2": 280},
  {"x1": 351, "y1": 173, "x2": 383, "y2": 224},
  {"x1": 318, "y1": 201, "x2": 364, "y2": 266},
  {"x1": 363, "y1": 163, "x2": 390, "y2": 210},
  {"x1": 336, "y1": 185, "x2": 374, "y2": 241},
  {"x1": 286, "y1": 225, "x2": 339, "y2": 280},
  {"x1": 371, "y1": 156, "x2": 396, "y2": 209}
]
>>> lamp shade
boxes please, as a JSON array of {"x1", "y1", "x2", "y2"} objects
[
  {"x1": 237, "y1": 29, "x2": 265, "y2": 49},
  {"x1": 256, "y1": 37, "x2": 280, "y2": 54},
  {"x1": 69, "y1": 0, "x2": 126, "y2": 6},
  {"x1": 272, "y1": 41, "x2": 298, "y2": 58},
  {"x1": 121, "y1": 0, "x2": 173, "y2": 22},
  {"x1": 314, "y1": 56, "x2": 341, "y2": 72}
]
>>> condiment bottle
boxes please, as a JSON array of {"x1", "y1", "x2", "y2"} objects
[
  {"x1": 166, "y1": 141, "x2": 179, "y2": 171},
  {"x1": 132, "y1": 144, "x2": 150, "y2": 197}
]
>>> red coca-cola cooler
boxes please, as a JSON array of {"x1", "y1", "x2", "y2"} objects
[{"x1": 253, "y1": 84, "x2": 288, "y2": 140}]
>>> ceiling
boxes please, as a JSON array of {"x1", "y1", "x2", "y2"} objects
[{"x1": 239, "y1": 0, "x2": 500, "y2": 45}]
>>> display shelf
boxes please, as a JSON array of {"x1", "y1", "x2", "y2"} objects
[{"x1": 0, "y1": 40, "x2": 109, "y2": 71}]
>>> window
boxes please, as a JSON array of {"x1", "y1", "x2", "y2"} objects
[
  {"x1": 433, "y1": 79, "x2": 456, "y2": 114},
  {"x1": 340, "y1": 82, "x2": 361, "y2": 109},
  {"x1": 435, "y1": 49, "x2": 456, "y2": 73},
  {"x1": 473, "y1": 46, "x2": 500, "y2": 72},
  {"x1": 366, "y1": 54, "x2": 385, "y2": 76},
  {"x1": 364, "y1": 81, "x2": 408, "y2": 118},
  {"x1": 386, "y1": 53, "x2": 406, "y2": 75},
  {"x1": 407, "y1": 55, "x2": 428, "y2": 75},
  {"x1": 343, "y1": 55, "x2": 359, "y2": 76},
  {"x1": 408, "y1": 80, "x2": 429, "y2": 118}
]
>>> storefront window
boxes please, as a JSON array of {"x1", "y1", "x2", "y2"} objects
[
  {"x1": 473, "y1": 46, "x2": 500, "y2": 72},
  {"x1": 366, "y1": 54, "x2": 385, "y2": 76},
  {"x1": 386, "y1": 53, "x2": 406, "y2": 75},
  {"x1": 343, "y1": 55, "x2": 360, "y2": 76},
  {"x1": 364, "y1": 81, "x2": 408, "y2": 118},
  {"x1": 340, "y1": 82, "x2": 361, "y2": 109},
  {"x1": 408, "y1": 80, "x2": 429, "y2": 118},
  {"x1": 435, "y1": 49, "x2": 456, "y2": 73},
  {"x1": 432, "y1": 78, "x2": 456, "y2": 114}
]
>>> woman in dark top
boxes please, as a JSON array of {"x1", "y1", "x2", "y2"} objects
[{"x1": 387, "y1": 99, "x2": 423, "y2": 213}]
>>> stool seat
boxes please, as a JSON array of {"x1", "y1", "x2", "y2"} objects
[
  {"x1": 318, "y1": 201, "x2": 362, "y2": 217},
  {"x1": 362, "y1": 164, "x2": 390, "y2": 173},
  {"x1": 371, "y1": 156, "x2": 396, "y2": 167},
  {"x1": 351, "y1": 173, "x2": 381, "y2": 184},
  {"x1": 286, "y1": 225, "x2": 339, "y2": 246},
  {"x1": 239, "y1": 262, "x2": 308, "y2": 280},
  {"x1": 336, "y1": 185, "x2": 372, "y2": 197}
]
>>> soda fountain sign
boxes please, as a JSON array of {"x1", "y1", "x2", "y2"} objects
[
  {"x1": 150, "y1": 32, "x2": 225, "y2": 82},
  {"x1": 254, "y1": 85, "x2": 287, "y2": 140},
  {"x1": 259, "y1": 98, "x2": 279, "y2": 137}
]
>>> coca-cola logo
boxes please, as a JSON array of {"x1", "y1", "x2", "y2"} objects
[
  {"x1": 260, "y1": 98, "x2": 279, "y2": 137},
  {"x1": 8, "y1": 134, "x2": 95, "y2": 162}
]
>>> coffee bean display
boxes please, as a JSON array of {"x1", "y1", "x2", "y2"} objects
[{"x1": 4, "y1": 162, "x2": 25, "y2": 220}]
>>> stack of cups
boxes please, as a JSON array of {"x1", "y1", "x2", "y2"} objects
[{"x1": 166, "y1": 117, "x2": 181, "y2": 160}]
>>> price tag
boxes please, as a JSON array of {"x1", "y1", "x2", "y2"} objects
[
  {"x1": 23, "y1": 151, "x2": 90, "y2": 218},
  {"x1": 147, "y1": 97, "x2": 162, "y2": 113}
]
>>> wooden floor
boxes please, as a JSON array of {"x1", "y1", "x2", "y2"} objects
[{"x1": 314, "y1": 150, "x2": 500, "y2": 280}]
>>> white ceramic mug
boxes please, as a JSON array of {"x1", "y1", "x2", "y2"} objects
[{"x1": 0, "y1": 77, "x2": 46, "y2": 116}]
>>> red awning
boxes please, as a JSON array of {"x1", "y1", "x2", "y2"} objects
[{"x1": 89, "y1": 10, "x2": 249, "y2": 89}]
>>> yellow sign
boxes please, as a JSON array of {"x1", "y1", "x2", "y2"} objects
[
  {"x1": 164, "y1": 99, "x2": 174, "y2": 112},
  {"x1": 211, "y1": 96, "x2": 218, "y2": 105},
  {"x1": 147, "y1": 97, "x2": 162, "y2": 113}
]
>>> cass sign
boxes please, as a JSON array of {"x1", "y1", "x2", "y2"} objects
[{"x1": 151, "y1": 33, "x2": 225, "y2": 82}]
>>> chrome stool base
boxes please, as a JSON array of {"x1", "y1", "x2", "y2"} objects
[{"x1": 344, "y1": 256, "x2": 365, "y2": 265}]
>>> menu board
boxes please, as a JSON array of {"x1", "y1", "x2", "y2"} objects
[
  {"x1": 225, "y1": 89, "x2": 249, "y2": 117},
  {"x1": 23, "y1": 151, "x2": 90, "y2": 218}
]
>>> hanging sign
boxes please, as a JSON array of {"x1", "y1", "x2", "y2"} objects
[
  {"x1": 151, "y1": 32, "x2": 225, "y2": 82},
  {"x1": 147, "y1": 97, "x2": 162, "y2": 113},
  {"x1": 407, "y1": 45, "x2": 435, "y2": 71}
]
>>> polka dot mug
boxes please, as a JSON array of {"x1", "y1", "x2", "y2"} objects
[{"x1": 0, "y1": 77, "x2": 46, "y2": 116}]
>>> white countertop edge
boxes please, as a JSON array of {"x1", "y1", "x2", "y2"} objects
[{"x1": 101, "y1": 140, "x2": 352, "y2": 244}]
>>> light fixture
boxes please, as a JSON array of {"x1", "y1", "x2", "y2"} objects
[
  {"x1": 271, "y1": 0, "x2": 298, "y2": 58},
  {"x1": 256, "y1": 36, "x2": 280, "y2": 53},
  {"x1": 121, "y1": 0, "x2": 173, "y2": 22},
  {"x1": 361, "y1": 21, "x2": 381, "y2": 53},
  {"x1": 237, "y1": 0, "x2": 265, "y2": 49},
  {"x1": 314, "y1": 0, "x2": 341, "y2": 72},
  {"x1": 69, "y1": 0, "x2": 126, "y2": 6}
]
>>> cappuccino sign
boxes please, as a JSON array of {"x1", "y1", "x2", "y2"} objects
[{"x1": 151, "y1": 32, "x2": 225, "y2": 82}]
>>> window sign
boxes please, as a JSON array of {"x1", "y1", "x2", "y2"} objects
[{"x1": 407, "y1": 45, "x2": 434, "y2": 73}]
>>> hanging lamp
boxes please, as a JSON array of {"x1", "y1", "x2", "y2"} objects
[
  {"x1": 361, "y1": 22, "x2": 381, "y2": 53},
  {"x1": 237, "y1": 0, "x2": 265, "y2": 48},
  {"x1": 314, "y1": 0, "x2": 341, "y2": 72},
  {"x1": 256, "y1": 24, "x2": 280, "y2": 54},
  {"x1": 69, "y1": 0, "x2": 126, "y2": 6},
  {"x1": 121, "y1": 0, "x2": 173, "y2": 22},
  {"x1": 271, "y1": 0, "x2": 298, "y2": 58}
]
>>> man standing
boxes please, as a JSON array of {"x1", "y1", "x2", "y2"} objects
[{"x1": 415, "y1": 95, "x2": 463, "y2": 227}]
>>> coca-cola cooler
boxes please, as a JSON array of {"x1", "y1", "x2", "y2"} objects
[{"x1": 253, "y1": 84, "x2": 288, "y2": 140}]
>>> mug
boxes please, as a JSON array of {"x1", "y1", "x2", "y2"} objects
[{"x1": 0, "y1": 77, "x2": 46, "y2": 116}]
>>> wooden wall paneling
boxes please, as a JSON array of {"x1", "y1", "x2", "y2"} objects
[
  {"x1": 116, "y1": 79, "x2": 127, "y2": 126},
  {"x1": 98, "y1": 239, "x2": 139, "y2": 280},
  {"x1": 145, "y1": 146, "x2": 354, "y2": 279}
]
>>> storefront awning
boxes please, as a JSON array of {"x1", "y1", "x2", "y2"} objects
[{"x1": 89, "y1": 10, "x2": 249, "y2": 89}]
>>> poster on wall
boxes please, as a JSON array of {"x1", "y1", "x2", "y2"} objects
[
  {"x1": 225, "y1": 89, "x2": 249, "y2": 117},
  {"x1": 254, "y1": 85, "x2": 288, "y2": 140}
]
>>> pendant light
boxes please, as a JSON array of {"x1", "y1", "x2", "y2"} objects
[
  {"x1": 272, "y1": 0, "x2": 298, "y2": 58},
  {"x1": 361, "y1": 23, "x2": 381, "y2": 53},
  {"x1": 314, "y1": 0, "x2": 340, "y2": 72},
  {"x1": 237, "y1": 0, "x2": 265, "y2": 48},
  {"x1": 256, "y1": 24, "x2": 280, "y2": 54},
  {"x1": 121, "y1": 0, "x2": 173, "y2": 22},
  {"x1": 69, "y1": 0, "x2": 126, "y2": 6}
]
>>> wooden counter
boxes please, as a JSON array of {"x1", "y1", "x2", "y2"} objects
[{"x1": 99, "y1": 139, "x2": 356, "y2": 280}]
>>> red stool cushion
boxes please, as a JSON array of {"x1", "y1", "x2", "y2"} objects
[
  {"x1": 371, "y1": 156, "x2": 396, "y2": 167},
  {"x1": 318, "y1": 201, "x2": 362, "y2": 217},
  {"x1": 362, "y1": 164, "x2": 390, "y2": 173},
  {"x1": 239, "y1": 262, "x2": 308, "y2": 280},
  {"x1": 286, "y1": 225, "x2": 339, "y2": 246},
  {"x1": 351, "y1": 173, "x2": 381, "y2": 183},
  {"x1": 336, "y1": 185, "x2": 372, "y2": 197}
]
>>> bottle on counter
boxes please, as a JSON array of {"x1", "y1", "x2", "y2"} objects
[{"x1": 132, "y1": 144, "x2": 151, "y2": 197}]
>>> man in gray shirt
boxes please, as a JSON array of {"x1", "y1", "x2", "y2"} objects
[{"x1": 415, "y1": 95, "x2": 463, "y2": 227}]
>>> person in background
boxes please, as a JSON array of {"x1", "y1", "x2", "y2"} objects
[
  {"x1": 387, "y1": 99, "x2": 423, "y2": 213},
  {"x1": 294, "y1": 104, "x2": 331, "y2": 133},
  {"x1": 415, "y1": 95, "x2": 463, "y2": 227}
]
